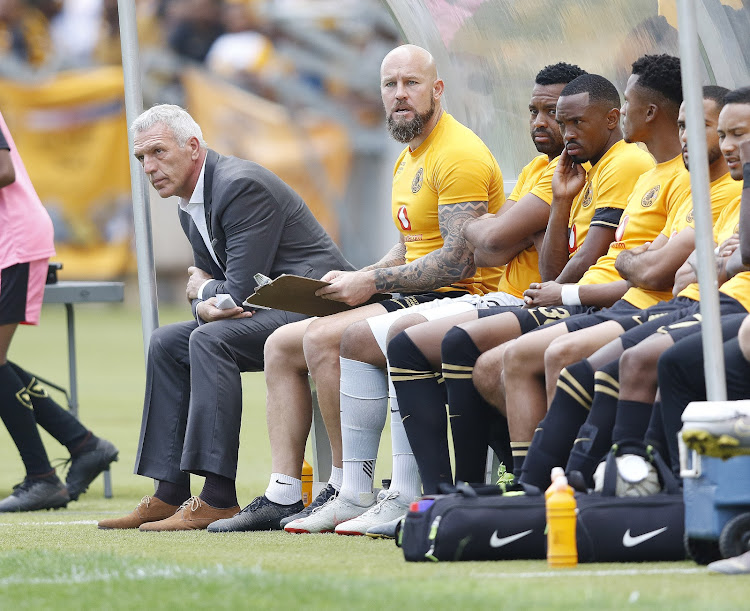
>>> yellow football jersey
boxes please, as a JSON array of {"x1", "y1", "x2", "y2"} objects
[
  {"x1": 622, "y1": 170, "x2": 740, "y2": 307},
  {"x1": 717, "y1": 208, "x2": 750, "y2": 310},
  {"x1": 676, "y1": 192, "x2": 749, "y2": 309},
  {"x1": 577, "y1": 154, "x2": 691, "y2": 308},
  {"x1": 391, "y1": 112, "x2": 505, "y2": 295},
  {"x1": 567, "y1": 139, "x2": 654, "y2": 255},
  {"x1": 496, "y1": 154, "x2": 559, "y2": 297},
  {"x1": 666, "y1": 172, "x2": 739, "y2": 237},
  {"x1": 671, "y1": 177, "x2": 742, "y2": 302}
]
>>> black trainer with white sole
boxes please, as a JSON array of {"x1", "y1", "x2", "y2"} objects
[{"x1": 207, "y1": 495, "x2": 304, "y2": 532}]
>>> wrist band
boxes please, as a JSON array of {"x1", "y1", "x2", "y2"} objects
[{"x1": 560, "y1": 284, "x2": 582, "y2": 306}]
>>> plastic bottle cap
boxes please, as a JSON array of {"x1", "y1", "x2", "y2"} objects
[{"x1": 550, "y1": 467, "x2": 565, "y2": 481}]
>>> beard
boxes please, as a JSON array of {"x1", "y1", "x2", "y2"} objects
[
  {"x1": 683, "y1": 144, "x2": 723, "y2": 170},
  {"x1": 387, "y1": 98, "x2": 435, "y2": 143}
]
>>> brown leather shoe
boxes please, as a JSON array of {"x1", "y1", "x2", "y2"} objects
[
  {"x1": 138, "y1": 496, "x2": 240, "y2": 532},
  {"x1": 98, "y1": 496, "x2": 178, "y2": 530}
]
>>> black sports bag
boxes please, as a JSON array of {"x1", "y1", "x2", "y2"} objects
[
  {"x1": 576, "y1": 442, "x2": 685, "y2": 562},
  {"x1": 399, "y1": 444, "x2": 685, "y2": 562},
  {"x1": 398, "y1": 483, "x2": 547, "y2": 562}
]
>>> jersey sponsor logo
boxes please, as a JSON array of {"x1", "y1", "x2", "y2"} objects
[
  {"x1": 622, "y1": 527, "x2": 667, "y2": 547},
  {"x1": 411, "y1": 167, "x2": 424, "y2": 193},
  {"x1": 397, "y1": 205, "x2": 411, "y2": 230},
  {"x1": 568, "y1": 225, "x2": 577, "y2": 253},
  {"x1": 395, "y1": 160, "x2": 406, "y2": 178},
  {"x1": 404, "y1": 234, "x2": 423, "y2": 242},
  {"x1": 581, "y1": 184, "x2": 593, "y2": 208},
  {"x1": 615, "y1": 214, "x2": 629, "y2": 242},
  {"x1": 490, "y1": 529, "x2": 533, "y2": 548},
  {"x1": 686, "y1": 208, "x2": 694, "y2": 224},
  {"x1": 641, "y1": 185, "x2": 660, "y2": 208}
]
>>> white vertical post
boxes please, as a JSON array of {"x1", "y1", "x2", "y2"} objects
[
  {"x1": 118, "y1": 0, "x2": 159, "y2": 357},
  {"x1": 677, "y1": 0, "x2": 727, "y2": 401}
]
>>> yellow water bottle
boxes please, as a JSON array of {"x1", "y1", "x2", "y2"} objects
[
  {"x1": 545, "y1": 473, "x2": 578, "y2": 568},
  {"x1": 301, "y1": 460, "x2": 313, "y2": 507}
]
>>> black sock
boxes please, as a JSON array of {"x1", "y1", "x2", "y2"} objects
[
  {"x1": 566, "y1": 359, "x2": 620, "y2": 485},
  {"x1": 388, "y1": 331, "x2": 451, "y2": 495},
  {"x1": 154, "y1": 479, "x2": 191, "y2": 506},
  {"x1": 611, "y1": 400, "x2": 654, "y2": 443},
  {"x1": 0, "y1": 363, "x2": 54, "y2": 477},
  {"x1": 67, "y1": 431, "x2": 100, "y2": 457},
  {"x1": 442, "y1": 326, "x2": 510, "y2": 483},
  {"x1": 519, "y1": 359, "x2": 594, "y2": 488},
  {"x1": 8, "y1": 362, "x2": 90, "y2": 450},
  {"x1": 200, "y1": 473, "x2": 238, "y2": 509},
  {"x1": 644, "y1": 401, "x2": 668, "y2": 457},
  {"x1": 511, "y1": 442, "x2": 530, "y2": 476}
]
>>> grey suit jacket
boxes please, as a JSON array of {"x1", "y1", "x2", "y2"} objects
[{"x1": 178, "y1": 149, "x2": 353, "y2": 309}]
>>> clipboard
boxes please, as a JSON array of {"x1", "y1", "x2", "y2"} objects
[{"x1": 243, "y1": 274, "x2": 391, "y2": 317}]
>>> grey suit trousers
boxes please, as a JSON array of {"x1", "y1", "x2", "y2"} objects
[{"x1": 134, "y1": 308, "x2": 308, "y2": 483}]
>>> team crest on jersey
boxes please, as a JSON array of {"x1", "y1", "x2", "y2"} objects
[
  {"x1": 581, "y1": 184, "x2": 593, "y2": 208},
  {"x1": 411, "y1": 167, "x2": 424, "y2": 193},
  {"x1": 641, "y1": 185, "x2": 660, "y2": 208},
  {"x1": 397, "y1": 205, "x2": 411, "y2": 230},
  {"x1": 395, "y1": 161, "x2": 406, "y2": 179},
  {"x1": 615, "y1": 214, "x2": 629, "y2": 242},
  {"x1": 686, "y1": 208, "x2": 694, "y2": 224},
  {"x1": 568, "y1": 225, "x2": 577, "y2": 253}
]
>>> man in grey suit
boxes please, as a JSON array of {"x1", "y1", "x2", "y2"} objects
[{"x1": 98, "y1": 104, "x2": 352, "y2": 531}]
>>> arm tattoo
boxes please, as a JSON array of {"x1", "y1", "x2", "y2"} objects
[
  {"x1": 373, "y1": 201, "x2": 487, "y2": 293},
  {"x1": 360, "y1": 241, "x2": 407, "y2": 271}
]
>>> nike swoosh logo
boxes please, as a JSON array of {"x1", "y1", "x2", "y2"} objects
[
  {"x1": 275, "y1": 480, "x2": 292, "y2": 485},
  {"x1": 622, "y1": 527, "x2": 667, "y2": 547},
  {"x1": 490, "y1": 529, "x2": 533, "y2": 548}
]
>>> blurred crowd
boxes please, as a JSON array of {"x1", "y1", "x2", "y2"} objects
[{"x1": 0, "y1": 0, "x2": 400, "y2": 123}]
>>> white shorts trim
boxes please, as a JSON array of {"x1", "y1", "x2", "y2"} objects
[{"x1": 366, "y1": 291, "x2": 522, "y2": 355}]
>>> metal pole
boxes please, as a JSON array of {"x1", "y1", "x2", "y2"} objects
[
  {"x1": 677, "y1": 0, "x2": 727, "y2": 401},
  {"x1": 118, "y1": 0, "x2": 159, "y2": 358}
]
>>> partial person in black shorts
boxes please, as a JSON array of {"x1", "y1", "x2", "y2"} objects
[
  {"x1": 0, "y1": 115, "x2": 118, "y2": 512},
  {"x1": 658, "y1": 313, "x2": 750, "y2": 474}
]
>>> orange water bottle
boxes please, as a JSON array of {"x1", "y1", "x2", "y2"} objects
[
  {"x1": 301, "y1": 460, "x2": 313, "y2": 507},
  {"x1": 545, "y1": 473, "x2": 578, "y2": 568}
]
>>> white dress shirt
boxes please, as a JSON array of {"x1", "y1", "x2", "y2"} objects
[{"x1": 178, "y1": 159, "x2": 219, "y2": 299}]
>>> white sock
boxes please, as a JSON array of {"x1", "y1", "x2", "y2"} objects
[
  {"x1": 265, "y1": 472, "x2": 302, "y2": 505},
  {"x1": 339, "y1": 357, "x2": 388, "y2": 505},
  {"x1": 328, "y1": 465, "x2": 343, "y2": 491},
  {"x1": 387, "y1": 377, "x2": 422, "y2": 503}
]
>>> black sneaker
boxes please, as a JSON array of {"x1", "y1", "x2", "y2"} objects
[
  {"x1": 65, "y1": 437, "x2": 119, "y2": 500},
  {"x1": 279, "y1": 483, "x2": 338, "y2": 528},
  {"x1": 0, "y1": 476, "x2": 70, "y2": 512},
  {"x1": 207, "y1": 495, "x2": 304, "y2": 532}
]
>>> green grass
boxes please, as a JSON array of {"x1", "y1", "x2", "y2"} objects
[{"x1": 1, "y1": 304, "x2": 744, "y2": 609}]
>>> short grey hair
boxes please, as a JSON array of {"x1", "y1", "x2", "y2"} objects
[{"x1": 131, "y1": 104, "x2": 207, "y2": 148}]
